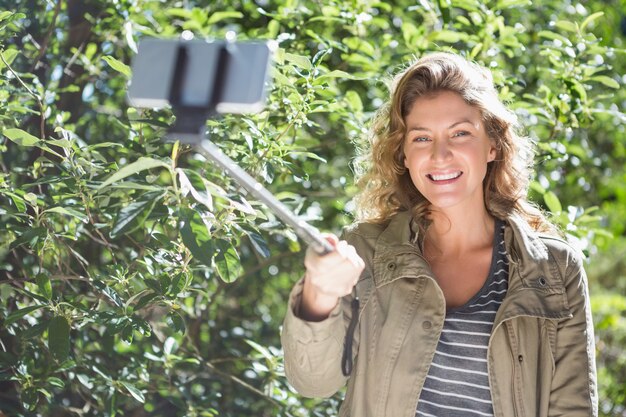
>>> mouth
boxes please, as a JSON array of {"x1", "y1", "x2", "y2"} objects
[{"x1": 426, "y1": 171, "x2": 463, "y2": 182}]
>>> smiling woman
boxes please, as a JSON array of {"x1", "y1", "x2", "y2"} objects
[
  {"x1": 281, "y1": 52, "x2": 598, "y2": 417},
  {"x1": 402, "y1": 90, "x2": 496, "y2": 215}
]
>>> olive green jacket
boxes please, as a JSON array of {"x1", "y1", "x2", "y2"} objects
[{"x1": 281, "y1": 211, "x2": 598, "y2": 417}]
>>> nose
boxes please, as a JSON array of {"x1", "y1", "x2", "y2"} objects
[{"x1": 431, "y1": 138, "x2": 452, "y2": 162}]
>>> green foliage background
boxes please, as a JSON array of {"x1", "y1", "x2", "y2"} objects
[{"x1": 0, "y1": 0, "x2": 625, "y2": 416}]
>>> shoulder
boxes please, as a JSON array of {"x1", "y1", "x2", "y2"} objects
[
  {"x1": 340, "y1": 211, "x2": 414, "y2": 268},
  {"x1": 341, "y1": 210, "x2": 413, "y2": 249},
  {"x1": 340, "y1": 220, "x2": 388, "y2": 261},
  {"x1": 506, "y1": 215, "x2": 587, "y2": 285},
  {"x1": 342, "y1": 220, "x2": 388, "y2": 241},
  {"x1": 538, "y1": 233, "x2": 585, "y2": 274}
]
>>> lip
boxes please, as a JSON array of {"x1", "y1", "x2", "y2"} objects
[{"x1": 426, "y1": 171, "x2": 463, "y2": 182}]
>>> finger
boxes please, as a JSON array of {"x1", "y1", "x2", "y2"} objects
[
  {"x1": 334, "y1": 241, "x2": 364, "y2": 270},
  {"x1": 321, "y1": 233, "x2": 340, "y2": 246}
]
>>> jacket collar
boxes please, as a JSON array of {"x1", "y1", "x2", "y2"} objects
[
  {"x1": 500, "y1": 214, "x2": 572, "y2": 320},
  {"x1": 372, "y1": 211, "x2": 571, "y2": 319}
]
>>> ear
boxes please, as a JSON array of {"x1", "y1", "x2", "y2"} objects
[{"x1": 487, "y1": 143, "x2": 497, "y2": 162}]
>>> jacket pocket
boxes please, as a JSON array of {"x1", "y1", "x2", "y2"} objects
[{"x1": 505, "y1": 321, "x2": 526, "y2": 417}]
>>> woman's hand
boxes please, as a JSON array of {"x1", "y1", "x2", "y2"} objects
[{"x1": 299, "y1": 235, "x2": 365, "y2": 322}]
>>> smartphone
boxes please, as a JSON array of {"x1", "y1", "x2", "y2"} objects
[{"x1": 128, "y1": 38, "x2": 273, "y2": 114}]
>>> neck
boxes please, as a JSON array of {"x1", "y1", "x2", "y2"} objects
[{"x1": 424, "y1": 206, "x2": 495, "y2": 257}]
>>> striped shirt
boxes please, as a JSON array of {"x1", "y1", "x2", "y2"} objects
[{"x1": 416, "y1": 221, "x2": 509, "y2": 417}]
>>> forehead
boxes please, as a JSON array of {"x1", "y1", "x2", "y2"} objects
[{"x1": 405, "y1": 90, "x2": 482, "y2": 125}]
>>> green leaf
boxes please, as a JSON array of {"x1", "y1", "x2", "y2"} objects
[
  {"x1": 246, "y1": 230, "x2": 270, "y2": 258},
  {"x1": 98, "y1": 157, "x2": 169, "y2": 190},
  {"x1": 284, "y1": 52, "x2": 312, "y2": 71},
  {"x1": 431, "y1": 30, "x2": 466, "y2": 43},
  {"x1": 214, "y1": 241, "x2": 242, "y2": 283},
  {"x1": 44, "y1": 206, "x2": 89, "y2": 223},
  {"x1": 47, "y1": 377, "x2": 65, "y2": 388},
  {"x1": 3, "y1": 128, "x2": 39, "y2": 147},
  {"x1": 36, "y1": 273, "x2": 53, "y2": 300},
  {"x1": 246, "y1": 339, "x2": 274, "y2": 361},
  {"x1": 2, "y1": 190, "x2": 26, "y2": 212},
  {"x1": 580, "y1": 11, "x2": 604, "y2": 32},
  {"x1": 538, "y1": 30, "x2": 573, "y2": 46},
  {"x1": 9, "y1": 227, "x2": 47, "y2": 251},
  {"x1": 134, "y1": 292, "x2": 158, "y2": 310},
  {"x1": 93, "y1": 280, "x2": 125, "y2": 307},
  {"x1": 591, "y1": 75, "x2": 620, "y2": 89},
  {"x1": 110, "y1": 191, "x2": 162, "y2": 238},
  {"x1": 163, "y1": 337, "x2": 178, "y2": 355},
  {"x1": 4, "y1": 305, "x2": 46, "y2": 326},
  {"x1": 168, "y1": 273, "x2": 187, "y2": 296},
  {"x1": 0, "y1": 48, "x2": 19, "y2": 69},
  {"x1": 566, "y1": 79, "x2": 587, "y2": 101},
  {"x1": 48, "y1": 316, "x2": 70, "y2": 361},
  {"x1": 344, "y1": 90, "x2": 363, "y2": 113},
  {"x1": 494, "y1": 0, "x2": 531, "y2": 8},
  {"x1": 179, "y1": 209, "x2": 214, "y2": 268},
  {"x1": 555, "y1": 20, "x2": 578, "y2": 33},
  {"x1": 120, "y1": 381, "x2": 145, "y2": 403},
  {"x1": 102, "y1": 55, "x2": 131, "y2": 77},
  {"x1": 544, "y1": 191, "x2": 562, "y2": 213},
  {"x1": 22, "y1": 387, "x2": 39, "y2": 411},
  {"x1": 167, "y1": 312, "x2": 186, "y2": 334},
  {"x1": 437, "y1": 0, "x2": 452, "y2": 24},
  {"x1": 317, "y1": 70, "x2": 365, "y2": 80},
  {"x1": 207, "y1": 11, "x2": 243, "y2": 25}
]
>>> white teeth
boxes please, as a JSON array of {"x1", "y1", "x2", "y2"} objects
[{"x1": 429, "y1": 172, "x2": 462, "y2": 181}]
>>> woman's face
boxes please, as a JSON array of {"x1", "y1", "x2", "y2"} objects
[{"x1": 402, "y1": 90, "x2": 496, "y2": 213}]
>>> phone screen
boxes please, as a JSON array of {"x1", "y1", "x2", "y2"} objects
[{"x1": 128, "y1": 39, "x2": 273, "y2": 114}]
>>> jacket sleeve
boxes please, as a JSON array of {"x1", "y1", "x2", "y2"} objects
[
  {"x1": 280, "y1": 278, "x2": 354, "y2": 397},
  {"x1": 549, "y1": 249, "x2": 598, "y2": 416}
]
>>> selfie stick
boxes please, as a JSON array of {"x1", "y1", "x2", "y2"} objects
[
  {"x1": 129, "y1": 37, "x2": 333, "y2": 256},
  {"x1": 193, "y1": 139, "x2": 333, "y2": 255}
]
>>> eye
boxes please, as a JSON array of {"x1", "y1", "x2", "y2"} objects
[
  {"x1": 411, "y1": 136, "x2": 431, "y2": 143},
  {"x1": 452, "y1": 130, "x2": 470, "y2": 138}
]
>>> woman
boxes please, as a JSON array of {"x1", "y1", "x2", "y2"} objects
[{"x1": 281, "y1": 52, "x2": 597, "y2": 417}]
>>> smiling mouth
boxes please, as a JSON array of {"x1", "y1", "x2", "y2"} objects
[{"x1": 427, "y1": 171, "x2": 463, "y2": 181}]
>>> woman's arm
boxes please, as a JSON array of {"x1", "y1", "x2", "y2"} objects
[
  {"x1": 281, "y1": 235, "x2": 364, "y2": 398},
  {"x1": 549, "y1": 249, "x2": 598, "y2": 416}
]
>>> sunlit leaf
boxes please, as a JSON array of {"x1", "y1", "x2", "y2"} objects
[
  {"x1": 284, "y1": 52, "x2": 312, "y2": 70},
  {"x1": 246, "y1": 230, "x2": 270, "y2": 258},
  {"x1": 580, "y1": 11, "x2": 604, "y2": 32},
  {"x1": 102, "y1": 55, "x2": 131, "y2": 77},
  {"x1": 214, "y1": 241, "x2": 242, "y2": 283},
  {"x1": 3, "y1": 128, "x2": 39, "y2": 146},
  {"x1": 110, "y1": 191, "x2": 163, "y2": 238},
  {"x1": 544, "y1": 191, "x2": 563, "y2": 213},
  {"x1": 98, "y1": 157, "x2": 170, "y2": 190},
  {"x1": 207, "y1": 11, "x2": 243, "y2": 25},
  {"x1": 120, "y1": 381, "x2": 145, "y2": 403},
  {"x1": 179, "y1": 209, "x2": 214, "y2": 268},
  {"x1": 44, "y1": 206, "x2": 89, "y2": 223},
  {"x1": 317, "y1": 70, "x2": 366, "y2": 80},
  {"x1": 591, "y1": 75, "x2": 620, "y2": 89},
  {"x1": 4, "y1": 305, "x2": 46, "y2": 326}
]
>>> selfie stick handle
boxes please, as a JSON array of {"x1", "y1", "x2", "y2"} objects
[{"x1": 195, "y1": 139, "x2": 334, "y2": 256}]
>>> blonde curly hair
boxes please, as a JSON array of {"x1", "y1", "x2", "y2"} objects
[{"x1": 354, "y1": 52, "x2": 554, "y2": 233}]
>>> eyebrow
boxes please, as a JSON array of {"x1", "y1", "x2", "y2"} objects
[{"x1": 406, "y1": 118, "x2": 474, "y2": 133}]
